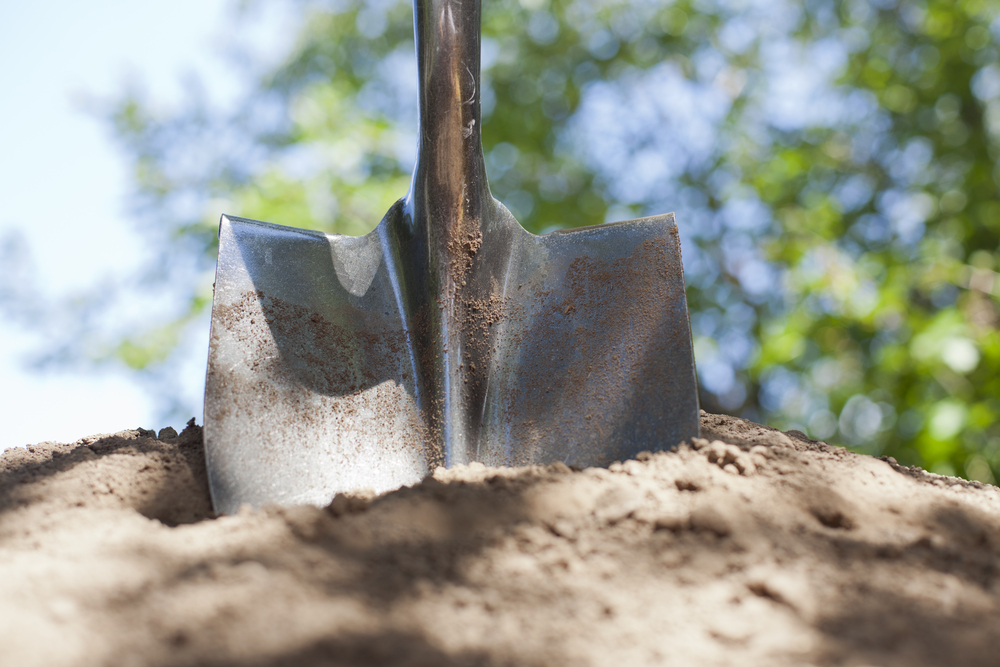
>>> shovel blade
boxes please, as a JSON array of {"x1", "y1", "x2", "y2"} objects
[{"x1": 204, "y1": 207, "x2": 699, "y2": 514}]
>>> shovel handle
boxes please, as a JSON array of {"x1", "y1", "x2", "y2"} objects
[{"x1": 409, "y1": 0, "x2": 489, "y2": 235}]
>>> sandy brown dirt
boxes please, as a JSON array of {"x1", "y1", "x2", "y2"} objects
[{"x1": 2, "y1": 413, "x2": 999, "y2": 667}]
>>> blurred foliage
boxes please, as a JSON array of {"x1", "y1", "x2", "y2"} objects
[{"x1": 70, "y1": 0, "x2": 1000, "y2": 480}]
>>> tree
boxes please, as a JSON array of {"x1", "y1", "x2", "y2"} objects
[{"x1": 14, "y1": 0, "x2": 1000, "y2": 480}]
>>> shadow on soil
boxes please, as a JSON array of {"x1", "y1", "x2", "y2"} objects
[{"x1": 194, "y1": 629, "x2": 537, "y2": 667}]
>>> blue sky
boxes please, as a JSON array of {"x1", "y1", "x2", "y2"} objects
[{"x1": 0, "y1": 0, "x2": 292, "y2": 448}]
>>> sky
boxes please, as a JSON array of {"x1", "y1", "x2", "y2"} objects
[{"x1": 0, "y1": 0, "x2": 290, "y2": 449}]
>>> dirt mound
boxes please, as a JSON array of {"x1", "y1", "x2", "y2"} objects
[{"x1": 1, "y1": 413, "x2": 998, "y2": 666}]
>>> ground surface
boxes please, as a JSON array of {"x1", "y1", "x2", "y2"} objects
[{"x1": 1, "y1": 413, "x2": 999, "y2": 667}]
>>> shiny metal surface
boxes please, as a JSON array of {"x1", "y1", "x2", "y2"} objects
[{"x1": 204, "y1": 0, "x2": 700, "y2": 514}]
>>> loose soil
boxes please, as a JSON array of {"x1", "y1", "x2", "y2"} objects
[{"x1": 2, "y1": 412, "x2": 999, "y2": 666}]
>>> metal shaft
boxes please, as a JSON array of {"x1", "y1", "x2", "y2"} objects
[
  {"x1": 411, "y1": 0, "x2": 487, "y2": 221},
  {"x1": 385, "y1": 0, "x2": 494, "y2": 466}
]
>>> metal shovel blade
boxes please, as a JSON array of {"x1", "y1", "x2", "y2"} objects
[{"x1": 204, "y1": 0, "x2": 700, "y2": 514}]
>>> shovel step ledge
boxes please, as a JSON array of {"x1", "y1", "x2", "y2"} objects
[{"x1": 203, "y1": 0, "x2": 700, "y2": 514}]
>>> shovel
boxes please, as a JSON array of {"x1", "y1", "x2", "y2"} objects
[{"x1": 203, "y1": 0, "x2": 700, "y2": 514}]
